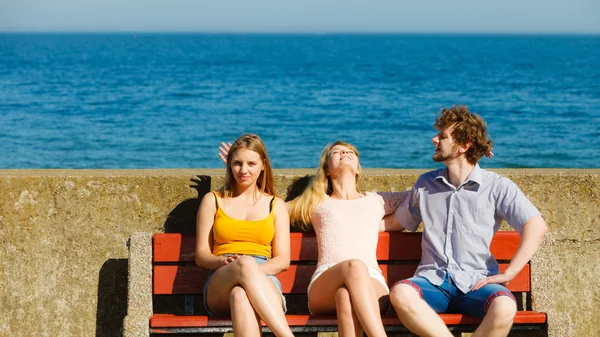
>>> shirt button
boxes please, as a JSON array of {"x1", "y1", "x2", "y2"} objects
[{"x1": 451, "y1": 210, "x2": 455, "y2": 214}]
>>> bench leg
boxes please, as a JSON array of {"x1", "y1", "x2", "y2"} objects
[
  {"x1": 123, "y1": 316, "x2": 150, "y2": 337},
  {"x1": 123, "y1": 232, "x2": 153, "y2": 337}
]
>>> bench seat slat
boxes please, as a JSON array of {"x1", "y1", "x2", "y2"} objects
[
  {"x1": 154, "y1": 263, "x2": 530, "y2": 295},
  {"x1": 153, "y1": 231, "x2": 521, "y2": 263},
  {"x1": 150, "y1": 311, "x2": 546, "y2": 328}
]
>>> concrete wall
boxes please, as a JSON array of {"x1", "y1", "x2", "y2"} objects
[{"x1": 0, "y1": 169, "x2": 598, "y2": 337}]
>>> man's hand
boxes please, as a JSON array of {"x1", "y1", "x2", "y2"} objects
[
  {"x1": 474, "y1": 215, "x2": 547, "y2": 291},
  {"x1": 218, "y1": 142, "x2": 232, "y2": 164},
  {"x1": 472, "y1": 272, "x2": 514, "y2": 291}
]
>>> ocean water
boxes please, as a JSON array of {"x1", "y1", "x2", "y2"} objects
[{"x1": 1, "y1": 33, "x2": 599, "y2": 169}]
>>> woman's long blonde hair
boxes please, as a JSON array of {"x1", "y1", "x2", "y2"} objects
[
  {"x1": 220, "y1": 134, "x2": 276, "y2": 198},
  {"x1": 288, "y1": 141, "x2": 361, "y2": 230}
]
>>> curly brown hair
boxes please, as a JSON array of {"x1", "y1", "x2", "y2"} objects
[{"x1": 434, "y1": 105, "x2": 493, "y2": 165}]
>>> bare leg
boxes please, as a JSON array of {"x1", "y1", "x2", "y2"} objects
[
  {"x1": 206, "y1": 256, "x2": 293, "y2": 337},
  {"x1": 230, "y1": 286, "x2": 262, "y2": 337},
  {"x1": 472, "y1": 296, "x2": 516, "y2": 337},
  {"x1": 336, "y1": 279, "x2": 390, "y2": 337},
  {"x1": 308, "y1": 259, "x2": 387, "y2": 337},
  {"x1": 389, "y1": 284, "x2": 452, "y2": 337},
  {"x1": 335, "y1": 287, "x2": 363, "y2": 337}
]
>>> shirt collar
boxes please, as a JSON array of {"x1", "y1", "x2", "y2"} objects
[
  {"x1": 434, "y1": 164, "x2": 483, "y2": 188},
  {"x1": 467, "y1": 164, "x2": 483, "y2": 186}
]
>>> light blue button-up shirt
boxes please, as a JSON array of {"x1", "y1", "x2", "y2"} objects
[{"x1": 395, "y1": 164, "x2": 542, "y2": 293}]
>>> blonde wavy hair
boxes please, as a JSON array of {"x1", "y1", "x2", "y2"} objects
[
  {"x1": 288, "y1": 141, "x2": 361, "y2": 230},
  {"x1": 220, "y1": 134, "x2": 276, "y2": 198}
]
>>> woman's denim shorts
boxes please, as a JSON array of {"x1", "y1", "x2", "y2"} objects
[{"x1": 202, "y1": 255, "x2": 287, "y2": 316}]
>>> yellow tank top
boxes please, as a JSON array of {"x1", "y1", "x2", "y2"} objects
[{"x1": 211, "y1": 191, "x2": 275, "y2": 258}]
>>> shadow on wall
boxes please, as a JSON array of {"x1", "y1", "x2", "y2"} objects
[
  {"x1": 286, "y1": 175, "x2": 313, "y2": 232},
  {"x1": 154, "y1": 175, "x2": 212, "y2": 315},
  {"x1": 285, "y1": 175, "x2": 312, "y2": 203},
  {"x1": 96, "y1": 175, "x2": 212, "y2": 335},
  {"x1": 161, "y1": 174, "x2": 313, "y2": 234},
  {"x1": 96, "y1": 258, "x2": 128, "y2": 337},
  {"x1": 163, "y1": 175, "x2": 212, "y2": 234}
]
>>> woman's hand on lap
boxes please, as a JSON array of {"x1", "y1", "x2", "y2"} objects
[{"x1": 220, "y1": 255, "x2": 239, "y2": 266}]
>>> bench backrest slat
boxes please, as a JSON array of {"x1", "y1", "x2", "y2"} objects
[
  {"x1": 153, "y1": 231, "x2": 521, "y2": 263},
  {"x1": 153, "y1": 263, "x2": 530, "y2": 295}
]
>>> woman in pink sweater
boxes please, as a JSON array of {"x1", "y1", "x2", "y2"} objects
[{"x1": 287, "y1": 141, "x2": 406, "y2": 337}]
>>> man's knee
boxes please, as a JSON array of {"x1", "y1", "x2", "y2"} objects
[
  {"x1": 485, "y1": 295, "x2": 517, "y2": 326},
  {"x1": 390, "y1": 283, "x2": 421, "y2": 312}
]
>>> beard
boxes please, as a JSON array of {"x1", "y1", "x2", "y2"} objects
[
  {"x1": 432, "y1": 145, "x2": 461, "y2": 162},
  {"x1": 432, "y1": 152, "x2": 447, "y2": 162}
]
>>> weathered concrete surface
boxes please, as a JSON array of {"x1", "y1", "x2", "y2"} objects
[
  {"x1": 122, "y1": 232, "x2": 152, "y2": 337},
  {"x1": 0, "y1": 169, "x2": 598, "y2": 336}
]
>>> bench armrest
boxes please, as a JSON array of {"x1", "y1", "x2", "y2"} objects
[{"x1": 123, "y1": 232, "x2": 153, "y2": 337}]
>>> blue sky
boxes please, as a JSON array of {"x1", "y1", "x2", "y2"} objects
[{"x1": 2, "y1": 0, "x2": 599, "y2": 33}]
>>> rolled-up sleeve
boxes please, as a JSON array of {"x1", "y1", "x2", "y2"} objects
[
  {"x1": 496, "y1": 178, "x2": 542, "y2": 233},
  {"x1": 395, "y1": 180, "x2": 422, "y2": 232}
]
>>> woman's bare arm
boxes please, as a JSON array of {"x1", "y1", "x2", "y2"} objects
[
  {"x1": 195, "y1": 193, "x2": 237, "y2": 269},
  {"x1": 259, "y1": 197, "x2": 291, "y2": 275}
]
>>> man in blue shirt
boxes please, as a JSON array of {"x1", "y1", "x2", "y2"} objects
[{"x1": 386, "y1": 106, "x2": 548, "y2": 337}]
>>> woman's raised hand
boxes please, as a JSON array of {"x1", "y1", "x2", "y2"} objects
[{"x1": 218, "y1": 142, "x2": 232, "y2": 164}]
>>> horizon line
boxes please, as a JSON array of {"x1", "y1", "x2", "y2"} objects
[{"x1": 1, "y1": 30, "x2": 600, "y2": 36}]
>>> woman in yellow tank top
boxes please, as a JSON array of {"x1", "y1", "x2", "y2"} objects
[{"x1": 195, "y1": 134, "x2": 293, "y2": 337}]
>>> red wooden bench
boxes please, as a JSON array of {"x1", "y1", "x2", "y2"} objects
[{"x1": 146, "y1": 231, "x2": 546, "y2": 334}]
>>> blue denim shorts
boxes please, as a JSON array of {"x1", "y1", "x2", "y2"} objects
[
  {"x1": 202, "y1": 255, "x2": 287, "y2": 316},
  {"x1": 393, "y1": 273, "x2": 516, "y2": 319}
]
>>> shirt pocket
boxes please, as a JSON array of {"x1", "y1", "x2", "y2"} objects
[{"x1": 459, "y1": 206, "x2": 494, "y2": 242}]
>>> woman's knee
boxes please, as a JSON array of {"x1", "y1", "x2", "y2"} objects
[
  {"x1": 229, "y1": 286, "x2": 254, "y2": 315},
  {"x1": 233, "y1": 256, "x2": 262, "y2": 279},
  {"x1": 335, "y1": 286, "x2": 353, "y2": 315},
  {"x1": 339, "y1": 259, "x2": 369, "y2": 279},
  {"x1": 229, "y1": 286, "x2": 251, "y2": 308}
]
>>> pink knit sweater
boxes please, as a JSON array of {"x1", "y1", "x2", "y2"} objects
[{"x1": 310, "y1": 192, "x2": 406, "y2": 269}]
